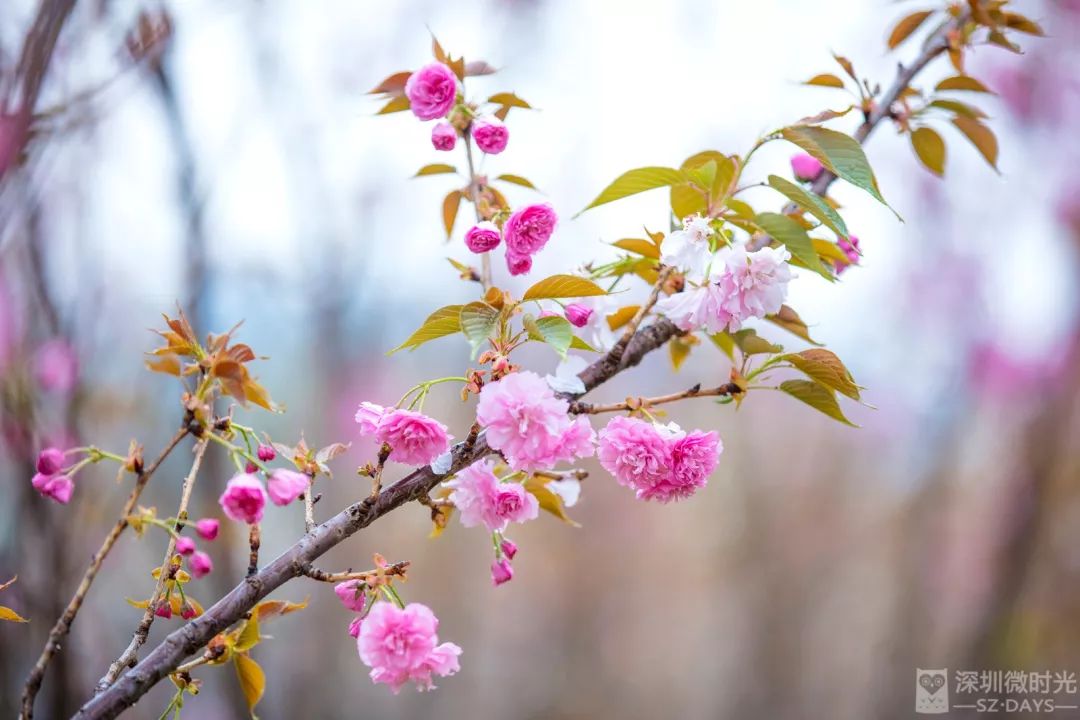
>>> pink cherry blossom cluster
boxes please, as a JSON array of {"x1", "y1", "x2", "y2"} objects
[
  {"x1": 476, "y1": 370, "x2": 595, "y2": 472},
  {"x1": 356, "y1": 602, "x2": 462, "y2": 693},
  {"x1": 355, "y1": 402, "x2": 451, "y2": 466},
  {"x1": 405, "y1": 61, "x2": 508, "y2": 156},
  {"x1": 597, "y1": 416, "x2": 722, "y2": 503},
  {"x1": 218, "y1": 467, "x2": 311, "y2": 524},
  {"x1": 462, "y1": 202, "x2": 558, "y2": 277},
  {"x1": 31, "y1": 446, "x2": 73, "y2": 504},
  {"x1": 173, "y1": 518, "x2": 220, "y2": 581}
]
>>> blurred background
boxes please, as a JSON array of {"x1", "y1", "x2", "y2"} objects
[{"x1": 1, "y1": 0, "x2": 1079, "y2": 717}]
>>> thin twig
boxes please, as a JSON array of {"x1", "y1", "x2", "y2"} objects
[
  {"x1": 94, "y1": 435, "x2": 209, "y2": 693},
  {"x1": 569, "y1": 382, "x2": 741, "y2": 415},
  {"x1": 462, "y1": 129, "x2": 492, "y2": 289},
  {"x1": 20, "y1": 426, "x2": 188, "y2": 718},
  {"x1": 301, "y1": 560, "x2": 410, "y2": 584}
]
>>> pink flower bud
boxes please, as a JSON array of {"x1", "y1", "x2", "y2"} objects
[
  {"x1": 180, "y1": 604, "x2": 197, "y2": 620},
  {"x1": 464, "y1": 221, "x2": 502, "y2": 254},
  {"x1": 189, "y1": 550, "x2": 213, "y2": 579},
  {"x1": 348, "y1": 615, "x2": 364, "y2": 638},
  {"x1": 506, "y1": 252, "x2": 532, "y2": 276},
  {"x1": 33, "y1": 473, "x2": 73, "y2": 504},
  {"x1": 334, "y1": 580, "x2": 367, "y2": 612},
  {"x1": 155, "y1": 602, "x2": 172, "y2": 619},
  {"x1": 790, "y1": 153, "x2": 824, "y2": 182},
  {"x1": 500, "y1": 538, "x2": 518, "y2": 560},
  {"x1": 36, "y1": 447, "x2": 65, "y2": 475},
  {"x1": 194, "y1": 518, "x2": 219, "y2": 540},
  {"x1": 256, "y1": 443, "x2": 276, "y2": 462},
  {"x1": 219, "y1": 474, "x2": 268, "y2": 524},
  {"x1": 245, "y1": 460, "x2": 258, "y2": 474},
  {"x1": 491, "y1": 557, "x2": 514, "y2": 586},
  {"x1": 564, "y1": 303, "x2": 593, "y2": 328},
  {"x1": 471, "y1": 116, "x2": 508, "y2": 155},
  {"x1": 431, "y1": 122, "x2": 457, "y2": 151},
  {"x1": 175, "y1": 536, "x2": 196, "y2": 555},
  {"x1": 267, "y1": 469, "x2": 310, "y2": 506},
  {"x1": 835, "y1": 235, "x2": 861, "y2": 274}
]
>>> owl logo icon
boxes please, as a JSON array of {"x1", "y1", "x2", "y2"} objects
[{"x1": 915, "y1": 668, "x2": 949, "y2": 714}]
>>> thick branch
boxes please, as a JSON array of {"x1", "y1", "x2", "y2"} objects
[{"x1": 20, "y1": 427, "x2": 189, "y2": 719}]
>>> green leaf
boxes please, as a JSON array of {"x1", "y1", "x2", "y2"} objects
[
  {"x1": 767, "y1": 305, "x2": 822, "y2": 345},
  {"x1": 780, "y1": 126, "x2": 893, "y2": 211},
  {"x1": 951, "y1": 117, "x2": 999, "y2": 171},
  {"x1": 522, "y1": 274, "x2": 607, "y2": 301},
  {"x1": 784, "y1": 348, "x2": 860, "y2": 400},
  {"x1": 684, "y1": 159, "x2": 718, "y2": 190},
  {"x1": 766, "y1": 175, "x2": 848, "y2": 238},
  {"x1": 487, "y1": 92, "x2": 531, "y2": 108},
  {"x1": 779, "y1": 380, "x2": 857, "y2": 426},
  {"x1": 577, "y1": 167, "x2": 687, "y2": 216},
  {"x1": 731, "y1": 329, "x2": 782, "y2": 356},
  {"x1": 389, "y1": 305, "x2": 463, "y2": 354},
  {"x1": 887, "y1": 10, "x2": 933, "y2": 49},
  {"x1": 910, "y1": 127, "x2": 946, "y2": 177},
  {"x1": 709, "y1": 332, "x2": 735, "y2": 361},
  {"x1": 569, "y1": 335, "x2": 598, "y2": 352},
  {"x1": 524, "y1": 314, "x2": 573, "y2": 359},
  {"x1": 460, "y1": 302, "x2": 499, "y2": 355},
  {"x1": 495, "y1": 174, "x2": 538, "y2": 189},
  {"x1": 935, "y1": 75, "x2": 994, "y2": 93},
  {"x1": 754, "y1": 212, "x2": 831, "y2": 280},
  {"x1": 414, "y1": 164, "x2": 457, "y2": 177},
  {"x1": 671, "y1": 152, "x2": 738, "y2": 218},
  {"x1": 804, "y1": 73, "x2": 845, "y2": 88},
  {"x1": 234, "y1": 653, "x2": 266, "y2": 718}
]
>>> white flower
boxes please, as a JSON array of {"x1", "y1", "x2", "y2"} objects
[
  {"x1": 661, "y1": 214, "x2": 715, "y2": 279},
  {"x1": 575, "y1": 295, "x2": 618, "y2": 351},
  {"x1": 545, "y1": 355, "x2": 588, "y2": 395}
]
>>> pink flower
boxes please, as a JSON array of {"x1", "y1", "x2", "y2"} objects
[
  {"x1": 500, "y1": 538, "x2": 518, "y2": 560},
  {"x1": 355, "y1": 402, "x2": 386, "y2": 435},
  {"x1": 431, "y1": 122, "x2": 457, "y2": 151},
  {"x1": 348, "y1": 615, "x2": 364, "y2": 638},
  {"x1": 36, "y1": 447, "x2": 65, "y2": 475},
  {"x1": 218, "y1": 474, "x2": 268, "y2": 524},
  {"x1": 33, "y1": 339, "x2": 78, "y2": 393},
  {"x1": 491, "y1": 558, "x2": 514, "y2": 586},
  {"x1": 376, "y1": 409, "x2": 451, "y2": 466},
  {"x1": 836, "y1": 234, "x2": 860, "y2": 274},
  {"x1": 335, "y1": 580, "x2": 367, "y2": 612},
  {"x1": 506, "y1": 252, "x2": 532, "y2": 276},
  {"x1": 503, "y1": 203, "x2": 557, "y2": 257},
  {"x1": 175, "y1": 536, "x2": 196, "y2": 556},
  {"x1": 180, "y1": 604, "x2": 197, "y2": 620},
  {"x1": 405, "y1": 62, "x2": 458, "y2": 121},
  {"x1": 444, "y1": 458, "x2": 538, "y2": 532},
  {"x1": 155, "y1": 603, "x2": 172, "y2": 619},
  {"x1": 476, "y1": 371, "x2": 595, "y2": 472},
  {"x1": 267, "y1": 469, "x2": 309, "y2": 506},
  {"x1": 256, "y1": 443, "x2": 276, "y2": 462},
  {"x1": 189, "y1": 551, "x2": 213, "y2": 579},
  {"x1": 598, "y1": 416, "x2": 671, "y2": 494},
  {"x1": 357, "y1": 602, "x2": 462, "y2": 693},
  {"x1": 564, "y1": 303, "x2": 593, "y2": 328},
  {"x1": 194, "y1": 518, "x2": 219, "y2": 540},
  {"x1": 34, "y1": 473, "x2": 74, "y2": 504},
  {"x1": 642, "y1": 430, "x2": 721, "y2": 503},
  {"x1": 464, "y1": 221, "x2": 501, "y2": 253},
  {"x1": 791, "y1": 153, "x2": 823, "y2": 182},
  {"x1": 471, "y1": 116, "x2": 508, "y2": 154}
]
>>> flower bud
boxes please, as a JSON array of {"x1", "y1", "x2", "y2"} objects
[
  {"x1": 194, "y1": 518, "x2": 219, "y2": 540},
  {"x1": 464, "y1": 221, "x2": 501, "y2": 254},
  {"x1": 490, "y1": 557, "x2": 514, "y2": 586},
  {"x1": 348, "y1": 615, "x2": 364, "y2": 638},
  {"x1": 471, "y1": 116, "x2": 508, "y2": 155},
  {"x1": 33, "y1": 474, "x2": 73, "y2": 504},
  {"x1": 431, "y1": 121, "x2": 457, "y2": 151},
  {"x1": 790, "y1": 153, "x2": 824, "y2": 182},
  {"x1": 334, "y1": 580, "x2": 367, "y2": 611},
  {"x1": 155, "y1": 602, "x2": 172, "y2": 619},
  {"x1": 180, "y1": 604, "x2": 197, "y2": 620},
  {"x1": 500, "y1": 538, "x2": 518, "y2": 560},
  {"x1": 506, "y1": 252, "x2": 532, "y2": 276},
  {"x1": 245, "y1": 460, "x2": 258, "y2": 474},
  {"x1": 267, "y1": 469, "x2": 309, "y2": 506},
  {"x1": 256, "y1": 443, "x2": 276, "y2": 462},
  {"x1": 564, "y1": 303, "x2": 593, "y2": 328},
  {"x1": 36, "y1": 447, "x2": 65, "y2": 475},
  {"x1": 189, "y1": 550, "x2": 213, "y2": 579},
  {"x1": 175, "y1": 536, "x2": 196, "y2": 555}
]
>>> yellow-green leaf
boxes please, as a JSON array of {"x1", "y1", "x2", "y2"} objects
[
  {"x1": 784, "y1": 349, "x2": 860, "y2": 400},
  {"x1": 495, "y1": 174, "x2": 537, "y2": 189},
  {"x1": 755, "y1": 212, "x2": 831, "y2": 279},
  {"x1": 368, "y1": 71, "x2": 410, "y2": 96},
  {"x1": 951, "y1": 117, "x2": 999, "y2": 170},
  {"x1": 709, "y1": 332, "x2": 735, "y2": 361},
  {"x1": 577, "y1": 167, "x2": 687, "y2": 216},
  {"x1": 234, "y1": 616, "x2": 260, "y2": 652},
  {"x1": 669, "y1": 336, "x2": 694, "y2": 370},
  {"x1": 389, "y1": 305, "x2": 464, "y2": 354},
  {"x1": 730, "y1": 329, "x2": 782, "y2": 356},
  {"x1": 804, "y1": 73, "x2": 845, "y2": 88},
  {"x1": 487, "y1": 92, "x2": 531, "y2": 108},
  {"x1": 0, "y1": 606, "x2": 28, "y2": 623},
  {"x1": 767, "y1": 305, "x2": 822, "y2": 345},
  {"x1": 523, "y1": 476, "x2": 579, "y2": 526},
  {"x1": 376, "y1": 96, "x2": 410, "y2": 115},
  {"x1": 569, "y1": 335, "x2": 598, "y2": 352},
  {"x1": 767, "y1": 175, "x2": 848, "y2": 238},
  {"x1": 234, "y1": 653, "x2": 266, "y2": 718},
  {"x1": 779, "y1": 380, "x2": 857, "y2": 426},
  {"x1": 414, "y1": 164, "x2": 457, "y2": 177},
  {"x1": 888, "y1": 10, "x2": 933, "y2": 49},
  {"x1": 780, "y1": 126, "x2": 892, "y2": 211},
  {"x1": 253, "y1": 598, "x2": 309, "y2": 622},
  {"x1": 606, "y1": 305, "x2": 639, "y2": 332},
  {"x1": 935, "y1": 75, "x2": 993, "y2": 93},
  {"x1": 911, "y1": 127, "x2": 946, "y2": 177},
  {"x1": 442, "y1": 190, "x2": 463, "y2": 239},
  {"x1": 524, "y1": 314, "x2": 573, "y2": 359},
  {"x1": 612, "y1": 238, "x2": 660, "y2": 259},
  {"x1": 460, "y1": 302, "x2": 499, "y2": 354},
  {"x1": 522, "y1": 274, "x2": 607, "y2": 301}
]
